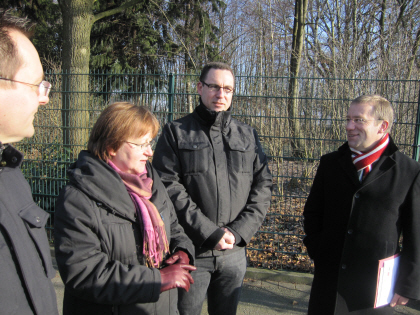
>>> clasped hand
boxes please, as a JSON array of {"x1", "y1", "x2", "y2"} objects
[
  {"x1": 214, "y1": 228, "x2": 235, "y2": 250},
  {"x1": 159, "y1": 251, "x2": 196, "y2": 293}
]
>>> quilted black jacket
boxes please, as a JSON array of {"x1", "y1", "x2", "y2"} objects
[
  {"x1": 54, "y1": 151, "x2": 194, "y2": 315},
  {"x1": 153, "y1": 103, "x2": 272, "y2": 257}
]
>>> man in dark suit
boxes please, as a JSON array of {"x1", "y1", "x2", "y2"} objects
[
  {"x1": 0, "y1": 9, "x2": 58, "y2": 315},
  {"x1": 303, "y1": 95, "x2": 420, "y2": 314}
]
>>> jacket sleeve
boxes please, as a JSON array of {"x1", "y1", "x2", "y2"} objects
[
  {"x1": 150, "y1": 166, "x2": 195, "y2": 264},
  {"x1": 225, "y1": 130, "x2": 273, "y2": 245},
  {"x1": 54, "y1": 186, "x2": 161, "y2": 305},
  {"x1": 395, "y1": 171, "x2": 420, "y2": 300},
  {"x1": 152, "y1": 123, "x2": 222, "y2": 248},
  {"x1": 302, "y1": 157, "x2": 325, "y2": 261},
  {"x1": 167, "y1": 197, "x2": 196, "y2": 264}
]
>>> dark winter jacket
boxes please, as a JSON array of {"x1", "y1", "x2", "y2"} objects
[
  {"x1": 152, "y1": 103, "x2": 272, "y2": 257},
  {"x1": 0, "y1": 145, "x2": 58, "y2": 315},
  {"x1": 303, "y1": 137, "x2": 420, "y2": 314},
  {"x1": 54, "y1": 150, "x2": 195, "y2": 315}
]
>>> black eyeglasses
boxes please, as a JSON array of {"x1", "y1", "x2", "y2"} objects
[
  {"x1": 201, "y1": 81, "x2": 234, "y2": 94},
  {"x1": 0, "y1": 77, "x2": 52, "y2": 97}
]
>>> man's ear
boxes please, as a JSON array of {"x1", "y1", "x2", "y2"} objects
[
  {"x1": 197, "y1": 81, "x2": 203, "y2": 95},
  {"x1": 379, "y1": 120, "x2": 389, "y2": 134}
]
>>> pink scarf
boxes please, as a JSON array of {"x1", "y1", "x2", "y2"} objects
[
  {"x1": 350, "y1": 133, "x2": 389, "y2": 182},
  {"x1": 108, "y1": 160, "x2": 169, "y2": 267}
]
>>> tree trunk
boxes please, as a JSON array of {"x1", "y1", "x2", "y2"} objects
[
  {"x1": 59, "y1": 0, "x2": 94, "y2": 157},
  {"x1": 287, "y1": 0, "x2": 308, "y2": 158},
  {"x1": 58, "y1": 0, "x2": 143, "y2": 157}
]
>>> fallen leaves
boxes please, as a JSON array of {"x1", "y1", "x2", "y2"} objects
[{"x1": 246, "y1": 160, "x2": 315, "y2": 273}]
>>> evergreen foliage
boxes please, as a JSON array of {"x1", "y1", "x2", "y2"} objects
[
  {"x1": 3, "y1": 0, "x2": 224, "y2": 74},
  {"x1": 166, "y1": 0, "x2": 226, "y2": 71},
  {"x1": 89, "y1": 0, "x2": 225, "y2": 73},
  {"x1": 0, "y1": 0, "x2": 62, "y2": 67},
  {"x1": 90, "y1": 0, "x2": 178, "y2": 73}
]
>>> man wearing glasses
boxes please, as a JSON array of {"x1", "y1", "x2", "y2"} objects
[
  {"x1": 0, "y1": 10, "x2": 57, "y2": 315},
  {"x1": 153, "y1": 62, "x2": 272, "y2": 315},
  {"x1": 303, "y1": 95, "x2": 420, "y2": 314}
]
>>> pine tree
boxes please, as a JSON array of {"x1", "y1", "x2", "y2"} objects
[{"x1": 0, "y1": 0, "x2": 62, "y2": 67}]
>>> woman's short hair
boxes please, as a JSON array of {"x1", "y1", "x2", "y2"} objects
[{"x1": 88, "y1": 102, "x2": 159, "y2": 161}]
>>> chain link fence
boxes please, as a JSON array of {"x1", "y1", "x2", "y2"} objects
[{"x1": 17, "y1": 71, "x2": 420, "y2": 272}]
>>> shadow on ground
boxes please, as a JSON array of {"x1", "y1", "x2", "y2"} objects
[
  {"x1": 201, "y1": 280, "x2": 310, "y2": 315},
  {"x1": 201, "y1": 279, "x2": 420, "y2": 315}
]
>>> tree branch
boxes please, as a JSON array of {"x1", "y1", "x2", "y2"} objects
[
  {"x1": 93, "y1": 0, "x2": 143, "y2": 24},
  {"x1": 148, "y1": 0, "x2": 197, "y2": 70}
]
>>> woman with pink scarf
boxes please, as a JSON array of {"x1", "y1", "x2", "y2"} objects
[{"x1": 54, "y1": 102, "x2": 196, "y2": 315}]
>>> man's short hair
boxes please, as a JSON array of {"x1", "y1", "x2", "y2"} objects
[
  {"x1": 0, "y1": 9, "x2": 34, "y2": 81},
  {"x1": 199, "y1": 62, "x2": 234, "y2": 83},
  {"x1": 351, "y1": 94, "x2": 394, "y2": 133},
  {"x1": 88, "y1": 102, "x2": 159, "y2": 161}
]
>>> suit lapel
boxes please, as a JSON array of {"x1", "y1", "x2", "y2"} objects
[
  {"x1": 338, "y1": 151, "x2": 361, "y2": 188},
  {"x1": 337, "y1": 138, "x2": 398, "y2": 188},
  {"x1": 362, "y1": 154, "x2": 396, "y2": 186},
  {"x1": 361, "y1": 137, "x2": 398, "y2": 186}
]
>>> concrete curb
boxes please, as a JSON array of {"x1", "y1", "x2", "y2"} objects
[{"x1": 245, "y1": 267, "x2": 313, "y2": 286}]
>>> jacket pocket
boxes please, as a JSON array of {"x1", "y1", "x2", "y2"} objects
[
  {"x1": 99, "y1": 207, "x2": 139, "y2": 264},
  {"x1": 19, "y1": 204, "x2": 56, "y2": 279},
  {"x1": 178, "y1": 141, "x2": 210, "y2": 174},
  {"x1": 303, "y1": 233, "x2": 323, "y2": 262},
  {"x1": 227, "y1": 140, "x2": 256, "y2": 174},
  {"x1": 0, "y1": 229, "x2": 19, "y2": 314}
]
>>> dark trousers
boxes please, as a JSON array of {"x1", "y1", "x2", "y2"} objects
[{"x1": 178, "y1": 248, "x2": 247, "y2": 315}]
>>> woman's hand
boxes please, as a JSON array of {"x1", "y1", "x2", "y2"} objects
[
  {"x1": 159, "y1": 264, "x2": 196, "y2": 292},
  {"x1": 164, "y1": 250, "x2": 190, "y2": 265}
]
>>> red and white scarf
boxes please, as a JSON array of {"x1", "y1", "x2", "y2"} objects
[{"x1": 350, "y1": 133, "x2": 389, "y2": 182}]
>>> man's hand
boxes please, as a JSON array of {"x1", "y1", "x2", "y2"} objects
[
  {"x1": 214, "y1": 229, "x2": 235, "y2": 250},
  {"x1": 222, "y1": 227, "x2": 235, "y2": 244},
  {"x1": 390, "y1": 293, "x2": 409, "y2": 307}
]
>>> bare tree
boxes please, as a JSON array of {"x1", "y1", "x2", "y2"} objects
[{"x1": 287, "y1": 0, "x2": 308, "y2": 157}]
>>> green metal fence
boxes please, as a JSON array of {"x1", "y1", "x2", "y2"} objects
[{"x1": 17, "y1": 71, "x2": 420, "y2": 272}]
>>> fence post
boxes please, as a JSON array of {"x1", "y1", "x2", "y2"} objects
[
  {"x1": 412, "y1": 82, "x2": 420, "y2": 162},
  {"x1": 168, "y1": 73, "x2": 174, "y2": 122}
]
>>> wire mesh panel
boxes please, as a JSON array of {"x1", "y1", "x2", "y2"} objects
[
  {"x1": 234, "y1": 76, "x2": 420, "y2": 271},
  {"x1": 19, "y1": 71, "x2": 420, "y2": 271}
]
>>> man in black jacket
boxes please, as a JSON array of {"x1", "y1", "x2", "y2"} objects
[
  {"x1": 153, "y1": 62, "x2": 272, "y2": 315},
  {"x1": 303, "y1": 95, "x2": 420, "y2": 314},
  {"x1": 0, "y1": 9, "x2": 58, "y2": 315}
]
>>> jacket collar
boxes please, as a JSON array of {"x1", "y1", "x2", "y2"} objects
[
  {"x1": 194, "y1": 99, "x2": 232, "y2": 129},
  {"x1": 337, "y1": 135, "x2": 398, "y2": 187},
  {"x1": 0, "y1": 143, "x2": 23, "y2": 168},
  {"x1": 67, "y1": 150, "x2": 157, "y2": 222}
]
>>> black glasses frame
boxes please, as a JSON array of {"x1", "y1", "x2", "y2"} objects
[{"x1": 201, "y1": 81, "x2": 234, "y2": 94}]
